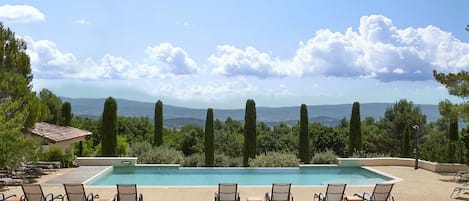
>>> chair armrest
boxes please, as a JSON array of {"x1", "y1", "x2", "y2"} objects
[
  {"x1": 5, "y1": 194, "x2": 16, "y2": 200},
  {"x1": 112, "y1": 193, "x2": 118, "y2": 201},
  {"x1": 265, "y1": 192, "x2": 271, "y2": 201},
  {"x1": 53, "y1": 194, "x2": 64, "y2": 201},
  {"x1": 45, "y1": 193, "x2": 54, "y2": 201},
  {"x1": 20, "y1": 195, "x2": 26, "y2": 201},
  {"x1": 215, "y1": 192, "x2": 218, "y2": 201},
  {"x1": 86, "y1": 193, "x2": 94, "y2": 201},
  {"x1": 390, "y1": 195, "x2": 394, "y2": 201},
  {"x1": 290, "y1": 193, "x2": 293, "y2": 201},
  {"x1": 313, "y1": 193, "x2": 324, "y2": 201},
  {"x1": 138, "y1": 193, "x2": 143, "y2": 201},
  {"x1": 236, "y1": 192, "x2": 240, "y2": 201}
]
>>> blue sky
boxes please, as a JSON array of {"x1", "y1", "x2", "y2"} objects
[{"x1": 1, "y1": 0, "x2": 468, "y2": 108}]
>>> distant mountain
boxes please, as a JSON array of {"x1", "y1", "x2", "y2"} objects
[{"x1": 62, "y1": 97, "x2": 441, "y2": 128}]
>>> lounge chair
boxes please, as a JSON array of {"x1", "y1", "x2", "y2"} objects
[
  {"x1": 0, "y1": 193, "x2": 16, "y2": 201},
  {"x1": 451, "y1": 182, "x2": 469, "y2": 198},
  {"x1": 353, "y1": 183, "x2": 394, "y2": 201},
  {"x1": 313, "y1": 184, "x2": 346, "y2": 201},
  {"x1": 215, "y1": 183, "x2": 240, "y2": 201},
  {"x1": 64, "y1": 183, "x2": 97, "y2": 201},
  {"x1": 113, "y1": 184, "x2": 143, "y2": 201},
  {"x1": 265, "y1": 183, "x2": 293, "y2": 201},
  {"x1": 20, "y1": 184, "x2": 63, "y2": 201}
]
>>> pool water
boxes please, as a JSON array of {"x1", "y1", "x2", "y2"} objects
[{"x1": 86, "y1": 166, "x2": 394, "y2": 186}]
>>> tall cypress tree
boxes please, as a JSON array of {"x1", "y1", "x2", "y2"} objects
[
  {"x1": 102, "y1": 97, "x2": 117, "y2": 156},
  {"x1": 154, "y1": 100, "x2": 163, "y2": 146},
  {"x1": 349, "y1": 101, "x2": 361, "y2": 155},
  {"x1": 243, "y1": 99, "x2": 257, "y2": 167},
  {"x1": 204, "y1": 108, "x2": 214, "y2": 166},
  {"x1": 299, "y1": 104, "x2": 311, "y2": 163},
  {"x1": 59, "y1": 102, "x2": 72, "y2": 126}
]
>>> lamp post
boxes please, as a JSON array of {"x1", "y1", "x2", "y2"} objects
[{"x1": 412, "y1": 124, "x2": 419, "y2": 170}]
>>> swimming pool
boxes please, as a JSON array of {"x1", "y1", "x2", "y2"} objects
[{"x1": 86, "y1": 166, "x2": 395, "y2": 186}]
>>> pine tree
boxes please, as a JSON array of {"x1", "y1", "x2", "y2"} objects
[
  {"x1": 402, "y1": 125, "x2": 412, "y2": 157},
  {"x1": 349, "y1": 101, "x2": 361, "y2": 155},
  {"x1": 243, "y1": 99, "x2": 257, "y2": 167},
  {"x1": 154, "y1": 100, "x2": 163, "y2": 146},
  {"x1": 101, "y1": 97, "x2": 118, "y2": 156},
  {"x1": 449, "y1": 119, "x2": 459, "y2": 141},
  {"x1": 204, "y1": 108, "x2": 214, "y2": 166},
  {"x1": 299, "y1": 104, "x2": 311, "y2": 163},
  {"x1": 0, "y1": 23, "x2": 43, "y2": 168}
]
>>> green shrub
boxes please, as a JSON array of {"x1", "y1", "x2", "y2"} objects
[
  {"x1": 116, "y1": 135, "x2": 129, "y2": 156},
  {"x1": 183, "y1": 153, "x2": 204, "y2": 167},
  {"x1": 311, "y1": 150, "x2": 338, "y2": 164},
  {"x1": 41, "y1": 146, "x2": 64, "y2": 166},
  {"x1": 215, "y1": 154, "x2": 242, "y2": 167},
  {"x1": 129, "y1": 141, "x2": 152, "y2": 157},
  {"x1": 138, "y1": 146, "x2": 184, "y2": 164},
  {"x1": 249, "y1": 152, "x2": 299, "y2": 167}
]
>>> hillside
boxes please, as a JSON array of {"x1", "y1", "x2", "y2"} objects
[{"x1": 62, "y1": 97, "x2": 440, "y2": 128}]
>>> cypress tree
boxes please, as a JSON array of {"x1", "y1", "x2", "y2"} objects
[
  {"x1": 59, "y1": 102, "x2": 72, "y2": 126},
  {"x1": 299, "y1": 104, "x2": 311, "y2": 163},
  {"x1": 243, "y1": 99, "x2": 257, "y2": 167},
  {"x1": 204, "y1": 108, "x2": 214, "y2": 166},
  {"x1": 154, "y1": 100, "x2": 163, "y2": 146},
  {"x1": 402, "y1": 125, "x2": 412, "y2": 157},
  {"x1": 101, "y1": 97, "x2": 118, "y2": 156},
  {"x1": 349, "y1": 101, "x2": 361, "y2": 155}
]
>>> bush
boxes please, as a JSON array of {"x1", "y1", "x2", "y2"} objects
[
  {"x1": 42, "y1": 146, "x2": 64, "y2": 162},
  {"x1": 138, "y1": 146, "x2": 184, "y2": 164},
  {"x1": 311, "y1": 150, "x2": 338, "y2": 164},
  {"x1": 215, "y1": 154, "x2": 242, "y2": 167},
  {"x1": 183, "y1": 153, "x2": 204, "y2": 167},
  {"x1": 249, "y1": 152, "x2": 299, "y2": 167}
]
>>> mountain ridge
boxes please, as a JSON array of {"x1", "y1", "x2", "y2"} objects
[{"x1": 62, "y1": 97, "x2": 440, "y2": 128}]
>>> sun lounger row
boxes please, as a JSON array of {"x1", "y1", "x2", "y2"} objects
[
  {"x1": 12, "y1": 184, "x2": 142, "y2": 201},
  {"x1": 216, "y1": 183, "x2": 394, "y2": 201},
  {"x1": 9, "y1": 183, "x2": 394, "y2": 201}
]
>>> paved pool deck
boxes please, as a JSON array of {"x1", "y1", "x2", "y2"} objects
[{"x1": 0, "y1": 166, "x2": 466, "y2": 201}]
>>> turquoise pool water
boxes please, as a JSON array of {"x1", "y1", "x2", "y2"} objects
[{"x1": 86, "y1": 166, "x2": 394, "y2": 186}]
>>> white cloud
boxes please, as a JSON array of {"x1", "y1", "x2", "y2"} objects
[
  {"x1": 73, "y1": 19, "x2": 91, "y2": 25},
  {"x1": 144, "y1": 43, "x2": 199, "y2": 75},
  {"x1": 209, "y1": 15, "x2": 469, "y2": 81},
  {"x1": 23, "y1": 36, "x2": 199, "y2": 79},
  {"x1": 209, "y1": 45, "x2": 284, "y2": 78},
  {"x1": 0, "y1": 4, "x2": 45, "y2": 23}
]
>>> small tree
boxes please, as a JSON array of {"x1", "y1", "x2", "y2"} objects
[
  {"x1": 204, "y1": 108, "x2": 214, "y2": 166},
  {"x1": 154, "y1": 100, "x2": 163, "y2": 146},
  {"x1": 243, "y1": 99, "x2": 257, "y2": 167},
  {"x1": 349, "y1": 102, "x2": 361, "y2": 155},
  {"x1": 101, "y1": 97, "x2": 117, "y2": 156},
  {"x1": 299, "y1": 104, "x2": 311, "y2": 163}
]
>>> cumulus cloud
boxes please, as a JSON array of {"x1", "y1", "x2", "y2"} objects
[
  {"x1": 209, "y1": 45, "x2": 284, "y2": 78},
  {"x1": 0, "y1": 4, "x2": 45, "y2": 23},
  {"x1": 210, "y1": 15, "x2": 469, "y2": 81},
  {"x1": 144, "y1": 43, "x2": 199, "y2": 75},
  {"x1": 23, "y1": 36, "x2": 199, "y2": 79}
]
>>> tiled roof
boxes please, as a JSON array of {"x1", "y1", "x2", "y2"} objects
[{"x1": 30, "y1": 122, "x2": 92, "y2": 143}]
